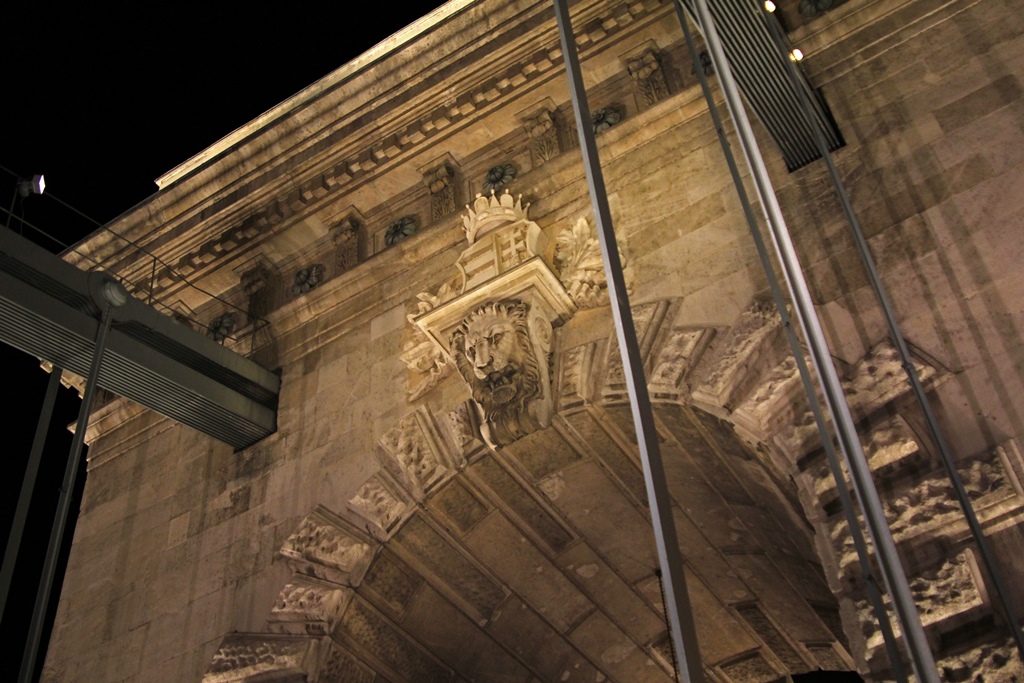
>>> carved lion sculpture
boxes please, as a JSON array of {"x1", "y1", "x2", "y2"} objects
[{"x1": 449, "y1": 299, "x2": 543, "y2": 446}]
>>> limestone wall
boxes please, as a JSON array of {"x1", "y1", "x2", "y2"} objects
[{"x1": 42, "y1": 0, "x2": 1024, "y2": 681}]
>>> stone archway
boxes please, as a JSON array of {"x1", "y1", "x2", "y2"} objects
[{"x1": 204, "y1": 295, "x2": 863, "y2": 683}]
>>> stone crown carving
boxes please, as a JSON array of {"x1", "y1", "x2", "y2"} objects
[{"x1": 462, "y1": 189, "x2": 531, "y2": 245}]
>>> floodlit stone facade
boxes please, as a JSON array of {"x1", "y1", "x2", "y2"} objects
[{"x1": 44, "y1": 0, "x2": 1024, "y2": 681}]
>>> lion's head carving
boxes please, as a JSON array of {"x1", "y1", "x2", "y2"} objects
[{"x1": 449, "y1": 300, "x2": 543, "y2": 445}]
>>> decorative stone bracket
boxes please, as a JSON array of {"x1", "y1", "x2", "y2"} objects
[{"x1": 408, "y1": 191, "x2": 577, "y2": 448}]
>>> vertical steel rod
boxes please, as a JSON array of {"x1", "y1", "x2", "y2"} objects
[
  {"x1": 672, "y1": 4, "x2": 907, "y2": 678},
  {"x1": 759, "y1": 9, "x2": 1024, "y2": 661},
  {"x1": 0, "y1": 365, "x2": 64, "y2": 623},
  {"x1": 552, "y1": 0, "x2": 705, "y2": 680},
  {"x1": 690, "y1": 0, "x2": 939, "y2": 680},
  {"x1": 19, "y1": 307, "x2": 113, "y2": 683}
]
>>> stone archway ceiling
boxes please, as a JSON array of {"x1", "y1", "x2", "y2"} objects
[{"x1": 206, "y1": 294, "x2": 867, "y2": 683}]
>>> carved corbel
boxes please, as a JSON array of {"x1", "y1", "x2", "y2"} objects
[
  {"x1": 422, "y1": 161, "x2": 459, "y2": 222},
  {"x1": 330, "y1": 212, "x2": 363, "y2": 273},
  {"x1": 627, "y1": 48, "x2": 670, "y2": 107},
  {"x1": 239, "y1": 261, "x2": 277, "y2": 325},
  {"x1": 519, "y1": 100, "x2": 561, "y2": 167},
  {"x1": 416, "y1": 275, "x2": 573, "y2": 449},
  {"x1": 405, "y1": 191, "x2": 575, "y2": 446}
]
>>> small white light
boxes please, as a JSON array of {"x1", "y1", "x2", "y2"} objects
[
  {"x1": 764, "y1": 0, "x2": 777, "y2": 12},
  {"x1": 16, "y1": 174, "x2": 45, "y2": 198},
  {"x1": 790, "y1": 48, "x2": 804, "y2": 61}
]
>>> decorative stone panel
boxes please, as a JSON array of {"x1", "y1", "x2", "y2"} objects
[
  {"x1": 392, "y1": 514, "x2": 507, "y2": 624},
  {"x1": 377, "y1": 407, "x2": 456, "y2": 499},
  {"x1": 268, "y1": 577, "x2": 353, "y2": 636},
  {"x1": 347, "y1": 470, "x2": 415, "y2": 541},
  {"x1": 647, "y1": 327, "x2": 714, "y2": 401},
  {"x1": 319, "y1": 641, "x2": 376, "y2": 683},
  {"x1": 335, "y1": 597, "x2": 452, "y2": 683},
  {"x1": 203, "y1": 633, "x2": 323, "y2": 683},
  {"x1": 280, "y1": 507, "x2": 375, "y2": 586}
]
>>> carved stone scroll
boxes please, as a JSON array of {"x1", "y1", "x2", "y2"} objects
[
  {"x1": 279, "y1": 508, "x2": 375, "y2": 586},
  {"x1": 559, "y1": 342, "x2": 596, "y2": 410},
  {"x1": 444, "y1": 399, "x2": 487, "y2": 461},
  {"x1": 601, "y1": 301, "x2": 668, "y2": 403}
]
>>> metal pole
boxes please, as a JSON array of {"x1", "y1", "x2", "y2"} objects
[
  {"x1": 672, "y1": 5, "x2": 907, "y2": 678},
  {"x1": 758, "y1": 9, "x2": 1024, "y2": 661},
  {"x1": 690, "y1": 1, "x2": 939, "y2": 680},
  {"x1": 19, "y1": 275, "x2": 127, "y2": 683},
  {"x1": 0, "y1": 365, "x2": 63, "y2": 623},
  {"x1": 552, "y1": 0, "x2": 705, "y2": 680}
]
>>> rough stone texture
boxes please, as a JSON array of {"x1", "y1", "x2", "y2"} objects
[{"x1": 42, "y1": 0, "x2": 1024, "y2": 681}]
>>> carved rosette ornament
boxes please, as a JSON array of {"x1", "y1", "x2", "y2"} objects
[
  {"x1": 591, "y1": 106, "x2": 621, "y2": 133},
  {"x1": 411, "y1": 190, "x2": 575, "y2": 448},
  {"x1": 207, "y1": 312, "x2": 236, "y2": 343},
  {"x1": 291, "y1": 263, "x2": 324, "y2": 296}
]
